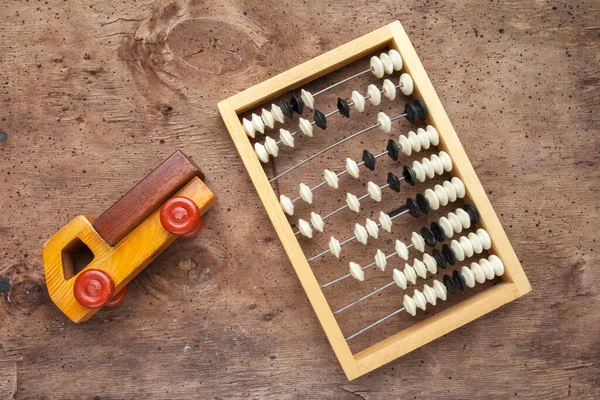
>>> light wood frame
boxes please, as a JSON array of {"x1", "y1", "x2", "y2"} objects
[{"x1": 218, "y1": 21, "x2": 531, "y2": 380}]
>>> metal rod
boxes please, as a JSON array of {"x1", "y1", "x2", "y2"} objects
[
  {"x1": 312, "y1": 68, "x2": 372, "y2": 97},
  {"x1": 345, "y1": 307, "x2": 406, "y2": 341},
  {"x1": 333, "y1": 282, "x2": 395, "y2": 314}
]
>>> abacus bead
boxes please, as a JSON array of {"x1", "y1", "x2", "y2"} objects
[
  {"x1": 451, "y1": 239, "x2": 466, "y2": 261},
  {"x1": 403, "y1": 295, "x2": 417, "y2": 316},
  {"x1": 433, "y1": 279, "x2": 448, "y2": 301},
  {"x1": 242, "y1": 118, "x2": 255, "y2": 138},
  {"x1": 451, "y1": 177, "x2": 466, "y2": 198},
  {"x1": 298, "y1": 219, "x2": 313, "y2": 238},
  {"x1": 347, "y1": 193, "x2": 361, "y2": 213},
  {"x1": 377, "y1": 112, "x2": 392, "y2": 133},
  {"x1": 299, "y1": 118, "x2": 313, "y2": 137},
  {"x1": 423, "y1": 284, "x2": 437, "y2": 306},
  {"x1": 448, "y1": 212, "x2": 463, "y2": 234},
  {"x1": 456, "y1": 208, "x2": 471, "y2": 229},
  {"x1": 375, "y1": 249, "x2": 387, "y2": 271},
  {"x1": 452, "y1": 269, "x2": 466, "y2": 291},
  {"x1": 324, "y1": 169, "x2": 339, "y2": 188},
  {"x1": 461, "y1": 266, "x2": 476, "y2": 288},
  {"x1": 408, "y1": 131, "x2": 422, "y2": 152},
  {"x1": 300, "y1": 89, "x2": 314, "y2": 110},
  {"x1": 423, "y1": 253, "x2": 437, "y2": 274},
  {"x1": 346, "y1": 158, "x2": 360, "y2": 178},
  {"x1": 354, "y1": 223, "x2": 368, "y2": 244},
  {"x1": 403, "y1": 264, "x2": 417, "y2": 284},
  {"x1": 471, "y1": 262, "x2": 486, "y2": 283},
  {"x1": 290, "y1": 93, "x2": 304, "y2": 114},
  {"x1": 463, "y1": 204, "x2": 480, "y2": 225},
  {"x1": 414, "y1": 100, "x2": 428, "y2": 120},
  {"x1": 488, "y1": 255, "x2": 505, "y2": 276},
  {"x1": 439, "y1": 217, "x2": 454, "y2": 238},
  {"x1": 279, "y1": 129, "x2": 294, "y2": 147},
  {"x1": 430, "y1": 154, "x2": 444, "y2": 175},
  {"x1": 380, "y1": 52, "x2": 394, "y2": 74},
  {"x1": 251, "y1": 113, "x2": 265, "y2": 134},
  {"x1": 426, "y1": 125, "x2": 440, "y2": 146},
  {"x1": 264, "y1": 136, "x2": 279, "y2": 157},
  {"x1": 421, "y1": 157, "x2": 435, "y2": 179},
  {"x1": 365, "y1": 218, "x2": 379, "y2": 239},
  {"x1": 406, "y1": 198, "x2": 421, "y2": 217},
  {"x1": 362, "y1": 150, "x2": 376, "y2": 170},
  {"x1": 443, "y1": 274, "x2": 457, "y2": 295},
  {"x1": 314, "y1": 109, "x2": 327, "y2": 130},
  {"x1": 380, "y1": 211, "x2": 393, "y2": 233},
  {"x1": 399, "y1": 73, "x2": 414, "y2": 96},
  {"x1": 382, "y1": 79, "x2": 397, "y2": 100},
  {"x1": 271, "y1": 103, "x2": 285, "y2": 123},
  {"x1": 329, "y1": 237, "x2": 342, "y2": 258},
  {"x1": 367, "y1": 181, "x2": 382, "y2": 202},
  {"x1": 442, "y1": 244, "x2": 457, "y2": 265},
  {"x1": 280, "y1": 195, "x2": 294, "y2": 216},
  {"x1": 420, "y1": 226, "x2": 436, "y2": 247},
  {"x1": 443, "y1": 181, "x2": 457, "y2": 202},
  {"x1": 399, "y1": 134, "x2": 411, "y2": 156},
  {"x1": 261, "y1": 108, "x2": 275, "y2": 129},
  {"x1": 404, "y1": 102, "x2": 418, "y2": 124},
  {"x1": 299, "y1": 183, "x2": 313, "y2": 204},
  {"x1": 367, "y1": 84, "x2": 381, "y2": 105},
  {"x1": 338, "y1": 97, "x2": 352, "y2": 117},
  {"x1": 424, "y1": 189, "x2": 440, "y2": 211},
  {"x1": 254, "y1": 143, "x2": 269, "y2": 163},
  {"x1": 411, "y1": 231, "x2": 426, "y2": 252},
  {"x1": 477, "y1": 228, "x2": 492, "y2": 250},
  {"x1": 370, "y1": 56, "x2": 385, "y2": 78},
  {"x1": 280, "y1": 99, "x2": 294, "y2": 118},
  {"x1": 349, "y1": 262, "x2": 365, "y2": 281},
  {"x1": 417, "y1": 128, "x2": 431, "y2": 150},
  {"x1": 433, "y1": 249, "x2": 447, "y2": 269},
  {"x1": 393, "y1": 268, "x2": 408, "y2": 289},
  {"x1": 387, "y1": 172, "x2": 401, "y2": 193},
  {"x1": 412, "y1": 160, "x2": 426, "y2": 182},
  {"x1": 435, "y1": 185, "x2": 449, "y2": 207},
  {"x1": 439, "y1": 151, "x2": 453, "y2": 171},
  {"x1": 311, "y1": 212, "x2": 324, "y2": 232},
  {"x1": 388, "y1": 49, "x2": 403, "y2": 70},
  {"x1": 403, "y1": 166, "x2": 416, "y2": 187},
  {"x1": 468, "y1": 232, "x2": 483, "y2": 254},
  {"x1": 479, "y1": 258, "x2": 495, "y2": 280},
  {"x1": 413, "y1": 259, "x2": 427, "y2": 279},
  {"x1": 387, "y1": 139, "x2": 399, "y2": 161},
  {"x1": 395, "y1": 240, "x2": 409, "y2": 260},
  {"x1": 413, "y1": 289, "x2": 427, "y2": 310},
  {"x1": 431, "y1": 222, "x2": 446, "y2": 243}
]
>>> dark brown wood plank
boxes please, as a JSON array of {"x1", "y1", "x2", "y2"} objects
[{"x1": 92, "y1": 150, "x2": 203, "y2": 246}]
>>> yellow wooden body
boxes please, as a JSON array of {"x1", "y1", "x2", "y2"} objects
[{"x1": 42, "y1": 177, "x2": 216, "y2": 323}]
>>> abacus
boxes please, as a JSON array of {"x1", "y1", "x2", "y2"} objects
[{"x1": 218, "y1": 21, "x2": 531, "y2": 380}]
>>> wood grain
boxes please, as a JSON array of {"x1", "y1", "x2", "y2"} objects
[{"x1": 0, "y1": 0, "x2": 598, "y2": 398}]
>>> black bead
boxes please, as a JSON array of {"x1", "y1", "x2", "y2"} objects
[
  {"x1": 430, "y1": 222, "x2": 446, "y2": 243},
  {"x1": 442, "y1": 244, "x2": 457, "y2": 265},
  {"x1": 402, "y1": 165, "x2": 416, "y2": 186},
  {"x1": 432, "y1": 249, "x2": 447, "y2": 269},
  {"x1": 413, "y1": 100, "x2": 428, "y2": 121},
  {"x1": 406, "y1": 198, "x2": 420, "y2": 218},
  {"x1": 420, "y1": 226, "x2": 436, "y2": 247},
  {"x1": 452, "y1": 270, "x2": 466, "y2": 291},
  {"x1": 462, "y1": 204, "x2": 480, "y2": 225},
  {"x1": 443, "y1": 274, "x2": 457, "y2": 295},
  {"x1": 387, "y1": 172, "x2": 401, "y2": 192},
  {"x1": 404, "y1": 102, "x2": 418, "y2": 124},
  {"x1": 386, "y1": 139, "x2": 399, "y2": 161},
  {"x1": 290, "y1": 93, "x2": 304, "y2": 114},
  {"x1": 280, "y1": 99, "x2": 294, "y2": 119},
  {"x1": 337, "y1": 98, "x2": 351, "y2": 118},
  {"x1": 362, "y1": 150, "x2": 376, "y2": 171},
  {"x1": 415, "y1": 193, "x2": 430, "y2": 215},
  {"x1": 314, "y1": 109, "x2": 327, "y2": 130}
]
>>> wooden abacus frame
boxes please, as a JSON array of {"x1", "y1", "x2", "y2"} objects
[{"x1": 218, "y1": 21, "x2": 531, "y2": 380}]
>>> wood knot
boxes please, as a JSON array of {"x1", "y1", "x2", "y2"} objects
[{"x1": 5, "y1": 279, "x2": 47, "y2": 314}]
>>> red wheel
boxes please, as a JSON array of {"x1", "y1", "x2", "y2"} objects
[
  {"x1": 74, "y1": 269, "x2": 115, "y2": 309},
  {"x1": 181, "y1": 215, "x2": 205, "y2": 238},
  {"x1": 160, "y1": 196, "x2": 200, "y2": 235},
  {"x1": 105, "y1": 285, "x2": 128, "y2": 307}
]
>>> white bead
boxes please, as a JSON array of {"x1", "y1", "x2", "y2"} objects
[
  {"x1": 382, "y1": 79, "x2": 396, "y2": 101},
  {"x1": 430, "y1": 154, "x2": 444, "y2": 175},
  {"x1": 403, "y1": 294, "x2": 417, "y2": 316},
  {"x1": 488, "y1": 255, "x2": 505, "y2": 276},
  {"x1": 346, "y1": 193, "x2": 360, "y2": 213},
  {"x1": 324, "y1": 169, "x2": 339, "y2": 189},
  {"x1": 300, "y1": 89, "x2": 314, "y2": 110},
  {"x1": 311, "y1": 212, "x2": 324, "y2": 232},
  {"x1": 423, "y1": 284, "x2": 437, "y2": 306},
  {"x1": 299, "y1": 118, "x2": 313, "y2": 137},
  {"x1": 434, "y1": 184, "x2": 449, "y2": 206},
  {"x1": 365, "y1": 218, "x2": 379, "y2": 238},
  {"x1": 424, "y1": 125, "x2": 439, "y2": 147},
  {"x1": 451, "y1": 177, "x2": 466, "y2": 198},
  {"x1": 377, "y1": 112, "x2": 392, "y2": 133},
  {"x1": 412, "y1": 160, "x2": 426, "y2": 183},
  {"x1": 424, "y1": 188, "x2": 440, "y2": 210},
  {"x1": 411, "y1": 231, "x2": 425, "y2": 252},
  {"x1": 379, "y1": 52, "x2": 394, "y2": 74},
  {"x1": 399, "y1": 73, "x2": 414, "y2": 96},
  {"x1": 261, "y1": 109, "x2": 275, "y2": 129},
  {"x1": 403, "y1": 263, "x2": 417, "y2": 284},
  {"x1": 448, "y1": 213, "x2": 463, "y2": 234},
  {"x1": 251, "y1": 113, "x2": 265, "y2": 134},
  {"x1": 413, "y1": 259, "x2": 427, "y2": 279},
  {"x1": 459, "y1": 236, "x2": 474, "y2": 258},
  {"x1": 423, "y1": 253, "x2": 437, "y2": 274},
  {"x1": 351, "y1": 91, "x2": 365, "y2": 112},
  {"x1": 299, "y1": 183, "x2": 313, "y2": 204},
  {"x1": 271, "y1": 103, "x2": 285, "y2": 123},
  {"x1": 370, "y1": 56, "x2": 385, "y2": 78},
  {"x1": 264, "y1": 136, "x2": 279, "y2": 157},
  {"x1": 433, "y1": 279, "x2": 447, "y2": 301},
  {"x1": 279, "y1": 129, "x2": 294, "y2": 147},
  {"x1": 375, "y1": 249, "x2": 387, "y2": 271},
  {"x1": 298, "y1": 219, "x2": 313, "y2": 238},
  {"x1": 439, "y1": 151, "x2": 453, "y2": 171},
  {"x1": 417, "y1": 128, "x2": 431, "y2": 150},
  {"x1": 393, "y1": 268, "x2": 408, "y2": 289},
  {"x1": 407, "y1": 131, "x2": 421, "y2": 152},
  {"x1": 367, "y1": 181, "x2": 382, "y2": 202},
  {"x1": 439, "y1": 217, "x2": 454, "y2": 238},
  {"x1": 346, "y1": 158, "x2": 360, "y2": 178},
  {"x1": 379, "y1": 211, "x2": 392, "y2": 233},
  {"x1": 456, "y1": 208, "x2": 471, "y2": 229},
  {"x1": 367, "y1": 84, "x2": 381, "y2": 105},
  {"x1": 329, "y1": 236, "x2": 341, "y2": 258},
  {"x1": 349, "y1": 262, "x2": 365, "y2": 281},
  {"x1": 461, "y1": 266, "x2": 476, "y2": 288},
  {"x1": 254, "y1": 143, "x2": 269, "y2": 163},
  {"x1": 469, "y1": 262, "x2": 485, "y2": 284},
  {"x1": 388, "y1": 49, "x2": 403, "y2": 70},
  {"x1": 399, "y1": 135, "x2": 412, "y2": 156},
  {"x1": 395, "y1": 240, "x2": 409, "y2": 260},
  {"x1": 413, "y1": 289, "x2": 427, "y2": 310},
  {"x1": 242, "y1": 118, "x2": 255, "y2": 138},
  {"x1": 443, "y1": 181, "x2": 457, "y2": 202},
  {"x1": 451, "y1": 239, "x2": 465, "y2": 261},
  {"x1": 479, "y1": 258, "x2": 495, "y2": 280},
  {"x1": 468, "y1": 232, "x2": 483, "y2": 254},
  {"x1": 354, "y1": 223, "x2": 368, "y2": 245},
  {"x1": 279, "y1": 195, "x2": 294, "y2": 216},
  {"x1": 477, "y1": 229, "x2": 492, "y2": 250},
  {"x1": 421, "y1": 158, "x2": 435, "y2": 179}
]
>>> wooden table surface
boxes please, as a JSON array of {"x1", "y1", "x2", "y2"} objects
[{"x1": 1, "y1": 1, "x2": 598, "y2": 399}]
